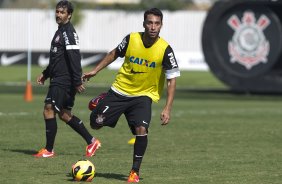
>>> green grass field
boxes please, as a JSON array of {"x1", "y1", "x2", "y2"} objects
[{"x1": 1, "y1": 66, "x2": 282, "y2": 184}]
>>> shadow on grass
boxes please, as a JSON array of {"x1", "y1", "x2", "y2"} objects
[
  {"x1": 95, "y1": 172, "x2": 129, "y2": 181},
  {"x1": 66, "y1": 173, "x2": 75, "y2": 182},
  {"x1": 5, "y1": 148, "x2": 81, "y2": 157},
  {"x1": 65, "y1": 172, "x2": 133, "y2": 182},
  {"x1": 7, "y1": 149, "x2": 37, "y2": 155}
]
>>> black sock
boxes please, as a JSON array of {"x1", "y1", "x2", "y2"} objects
[
  {"x1": 45, "y1": 118, "x2": 57, "y2": 152},
  {"x1": 67, "y1": 115, "x2": 93, "y2": 144},
  {"x1": 132, "y1": 135, "x2": 148, "y2": 173}
]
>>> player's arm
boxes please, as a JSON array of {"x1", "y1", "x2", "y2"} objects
[
  {"x1": 161, "y1": 78, "x2": 176, "y2": 125},
  {"x1": 82, "y1": 48, "x2": 119, "y2": 81},
  {"x1": 37, "y1": 65, "x2": 50, "y2": 85},
  {"x1": 64, "y1": 29, "x2": 85, "y2": 93},
  {"x1": 160, "y1": 46, "x2": 180, "y2": 125},
  {"x1": 82, "y1": 34, "x2": 130, "y2": 81}
]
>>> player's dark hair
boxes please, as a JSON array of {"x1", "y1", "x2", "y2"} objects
[
  {"x1": 144, "y1": 8, "x2": 163, "y2": 22},
  {"x1": 56, "y1": 0, "x2": 74, "y2": 15}
]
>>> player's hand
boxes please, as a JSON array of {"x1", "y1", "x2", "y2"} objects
[
  {"x1": 82, "y1": 71, "x2": 96, "y2": 82},
  {"x1": 76, "y1": 84, "x2": 85, "y2": 93},
  {"x1": 36, "y1": 74, "x2": 45, "y2": 85},
  {"x1": 160, "y1": 109, "x2": 170, "y2": 125}
]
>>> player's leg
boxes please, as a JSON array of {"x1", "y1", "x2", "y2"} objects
[
  {"x1": 59, "y1": 88, "x2": 92, "y2": 145},
  {"x1": 59, "y1": 109, "x2": 101, "y2": 157},
  {"x1": 43, "y1": 103, "x2": 57, "y2": 153},
  {"x1": 89, "y1": 90, "x2": 126, "y2": 129},
  {"x1": 125, "y1": 96, "x2": 152, "y2": 182},
  {"x1": 58, "y1": 88, "x2": 101, "y2": 157},
  {"x1": 88, "y1": 90, "x2": 129, "y2": 157},
  {"x1": 128, "y1": 127, "x2": 148, "y2": 183},
  {"x1": 59, "y1": 109, "x2": 93, "y2": 144},
  {"x1": 33, "y1": 87, "x2": 58, "y2": 158}
]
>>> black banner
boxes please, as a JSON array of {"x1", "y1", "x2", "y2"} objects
[{"x1": 0, "y1": 51, "x2": 107, "y2": 67}]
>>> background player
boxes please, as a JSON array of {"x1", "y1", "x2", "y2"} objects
[{"x1": 33, "y1": 0, "x2": 100, "y2": 158}]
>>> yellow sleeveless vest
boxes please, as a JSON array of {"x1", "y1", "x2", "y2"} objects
[{"x1": 112, "y1": 32, "x2": 169, "y2": 102}]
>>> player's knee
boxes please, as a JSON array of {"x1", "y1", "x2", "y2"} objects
[
  {"x1": 135, "y1": 126, "x2": 147, "y2": 135},
  {"x1": 43, "y1": 104, "x2": 55, "y2": 118},
  {"x1": 134, "y1": 126, "x2": 148, "y2": 135},
  {"x1": 58, "y1": 111, "x2": 72, "y2": 123},
  {"x1": 90, "y1": 116, "x2": 103, "y2": 129},
  {"x1": 90, "y1": 111, "x2": 104, "y2": 129},
  {"x1": 58, "y1": 114, "x2": 67, "y2": 122}
]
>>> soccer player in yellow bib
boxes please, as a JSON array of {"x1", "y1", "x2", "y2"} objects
[{"x1": 83, "y1": 8, "x2": 180, "y2": 183}]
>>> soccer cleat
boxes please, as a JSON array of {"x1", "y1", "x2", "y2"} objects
[
  {"x1": 127, "y1": 170, "x2": 140, "y2": 183},
  {"x1": 33, "y1": 148, "x2": 55, "y2": 158},
  {"x1": 86, "y1": 139, "x2": 101, "y2": 157}
]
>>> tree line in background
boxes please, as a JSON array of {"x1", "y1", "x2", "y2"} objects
[
  {"x1": 0, "y1": 0, "x2": 217, "y2": 26},
  {"x1": 0, "y1": 0, "x2": 218, "y2": 10}
]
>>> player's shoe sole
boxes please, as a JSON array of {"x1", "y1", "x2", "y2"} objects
[{"x1": 86, "y1": 139, "x2": 101, "y2": 157}]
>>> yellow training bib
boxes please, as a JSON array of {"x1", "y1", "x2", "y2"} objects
[{"x1": 112, "y1": 32, "x2": 169, "y2": 102}]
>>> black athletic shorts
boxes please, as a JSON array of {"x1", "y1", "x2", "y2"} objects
[
  {"x1": 90, "y1": 89, "x2": 152, "y2": 135},
  {"x1": 44, "y1": 86, "x2": 76, "y2": 113}
]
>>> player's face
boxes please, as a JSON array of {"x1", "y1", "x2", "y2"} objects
[
  {"x1": 55, "y1": 7, "x2": 71, "y2": 25},
  {"x1": 143, "y1": 14, "x2": 162, "y2": 39}
]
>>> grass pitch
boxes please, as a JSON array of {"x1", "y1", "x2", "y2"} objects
[{"x1": 1, "y1": 66, "x2": 282, "y2": 184}]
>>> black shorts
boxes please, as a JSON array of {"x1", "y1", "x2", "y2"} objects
[
  {"x1": 90, "y1": 89, "x2": 152, "y2": 135},
  {"x1": 44, "y1": 86, "x2": 76, "y2": 113}
]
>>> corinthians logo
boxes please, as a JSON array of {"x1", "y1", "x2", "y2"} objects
[{"x1": 227, "y1": 11, "x2": 270, "y2": 70}]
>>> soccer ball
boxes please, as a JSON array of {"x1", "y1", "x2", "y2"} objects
[
  {"x1": 71, "y1": 159, "x2": 95, "y2": 182},
  {"x1": 88, "y1": 92, "x2": 107, "y2": 111}
]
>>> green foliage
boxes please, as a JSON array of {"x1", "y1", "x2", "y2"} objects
[
  {"x1": 139, "y1": 0, "x2": 192, "y2": 11},
  {"x1": 70, "y1": 2, "x2": 84, "y2": 26},
  {"x1": 77, "y1": 0, "x2": 194, "y2": 11},
  {"x1": 0, "y1": 0, "x2": 211, "y2": 11}
]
